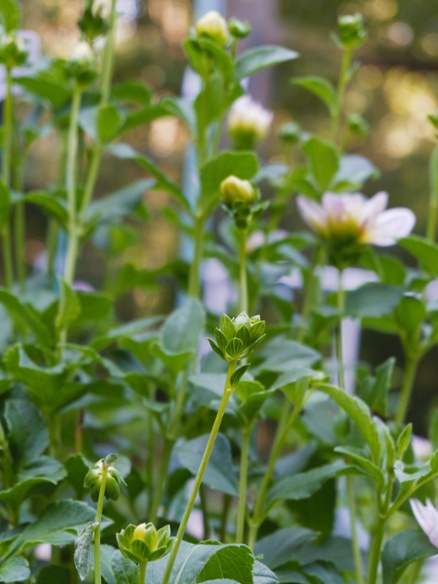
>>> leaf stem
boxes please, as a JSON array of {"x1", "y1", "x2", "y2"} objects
[
  {"x1": 236, "y1": 426, "x2": 251, "y2": 543},
  {"x1": 161, "y1": 361, "x2": 237, "y2": 584},
  {"x1": 239, "y1": 229, "x2": 248, "y2": 314},
  {"x1": 426, "y1": 145, "x2": 438, "y2": 242},
  {"x1": 331, "y1": 46, "x2": 352, "y2": 148},
  {"x1": 94, "y1": 463, "x2": 109, "y2": 584},
  {"x1": 2, "y1": 69, "x2": 14, "y2": 289},
  {"x1": 395, "y1": 352, "x2": 419, "y2": 426},
  {"x1": 366, "y1": 516, "x2": 385, "y2": 584}
]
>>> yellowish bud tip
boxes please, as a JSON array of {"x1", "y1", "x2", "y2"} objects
[{"x1": 132, "y1": 523, "x2": 147, "y2": 541}]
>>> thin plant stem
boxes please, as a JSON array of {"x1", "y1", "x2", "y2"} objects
[
  {"x1": 94, "y1": 463, "x2": 109, "y2": 584},
  {"x1": 138, "y1": 560, "x2": 147, "y2": 584},
  {"x1": 336, "y1": 270, "x2": 364, "y2": 584},
  {"x1": 14, "y1": 203, "x2": 25, "y2": 292},
  {"x1": 426, "y1": 145, "x2": 438, "y2": 242},
  {"x1": 395, "y1": 353, "x2": 420, "y2": 426},
  {"x1": 239, "y1": 229, "x2": 248, "y2": 314},
  {"x1": 366, "y1": 519, "x2": 385, "y2": 584},
  {"x1": 298, "y1": 243, "x2": 324, "y2": 343},
  {"x1": 331, "y1": 46, "x2": 352, "y2": 148},
  {"x1": 236, "y1": 426, "x2": 251, "y2": 543},
  {"x1": 161, "y1": 361, "x2": 237, "y2": 584},
  {"x1": 1, "y1": 69, "x2": 14, "y2": 289},
  {"x1": 188, "y1": 212, "x2": 205, "y2": 298}
]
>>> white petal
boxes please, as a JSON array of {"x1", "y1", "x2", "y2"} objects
[
  {"x1": 363, "y1": 208, "x2": 416, "y2": 246},
  {"x1": 362, "y1": 191, "x2": 388, "y2": 223},
  {"x1": 297, "y1": 196, "x2": 326, "y2": 233},
  {"x1": 410, "y1": 499, "x2": 438, "y2": 548}
]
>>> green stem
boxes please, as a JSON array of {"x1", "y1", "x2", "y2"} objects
[
  {"x1": 149, "y1": 437, "x2": 173, "y2": 524},
  {"x1": 47, "y1": 411, "x2": 61, "y2": 459},
  {"x1": 100, "y1": 0, "x2": 118, "y2": 103},
  {"x1": 337, "y1": 271, "x2": 364, "y2": 584},
  {"x1": 236, "y1": 426, "x2": 251, "y2": 543},
  {"x1": 138, "y1": 560, "x2": 147, "y2": 584},
  {"x1": 426, "y1": 145, "x2": 438, "y2": 242},
  {"x1": 161, "y1": 361, "x2": 237, "y2": 584},
  {"x1": 199, "y1": 484, "x2": 210, "y2": 539},
  {"x1": 94, "y1": 463, "x2": 109, "y2": 584},
  {"x1": 395, "y1": 352, "x2": 420, "y2": 426},
  {"x1": 2, "y1": 69, "x2": 14, "y2": 289},
  {"x1": 239, "y1": 229, "x2": 248, "y2": 314},
  {"x1": 297, "y1": 244, "x2": 324, "y2": 343},
  {"x1": 331, "y1": 46, "x2": 352, "y2": 148},
  {"x1": 366, "y1": 518, "x2": 385, "y2": 584},
  {"x1": 188, "y1": 212, "x2": 205, "y2": 298},
  {"x1": 219, "y1": 494, "x2": 232, "y2": 542},
  {"x1": 14, "y1": 203, "x2": 25, "y2": 292}
]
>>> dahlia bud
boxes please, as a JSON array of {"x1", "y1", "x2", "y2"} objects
[
  {"x1": 195, "y1": 11, "x2": 229, "y2": 46},
  {"x1": 228, "y1": 18, "x2": 251, "y2": 39},
  {"x1": 208, "y1": 312, "x2": 266, "y2": 363},
  {"x1": 279, "y1": 121, "x2": 301, "y2": 144},
  {"x1": 0, "y1": 32, "x2": 28, "y2": 69},
  {"x1": 220, "y1": 176, "x2": 257, "y2": 206},
  {"x1": 227, "y1": 95, "x2": 273, "y2": 150},
  {"x1": 65, "y1": 41, "x2": 97, "y2": 86},
  {"x1": 117, "y1": 522, "x2": 175, "y2": 564},
  {"x1": 336, "y1": 13, "x2": 366, "y2": 49},
  {"x1": 83, "y1": 454, "x2": 125, "y2": 502}
]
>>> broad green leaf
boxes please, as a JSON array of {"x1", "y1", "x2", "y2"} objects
[
  {"x1": 360, "y1": 357, "x2": 395, "y2": 418},
  {"x1": 279, "y1": 166, "x2": 320, "y2": 199},
  {"x1": 87, "y1": 179, "x2": 154, "y2": 225},
  {"x1": 235, "y1": 45, "x2": 298, "y2": 80},
  {"x1": 254, "y1": 527, "x2": 318, "y2": 570},
  {"x1": 159, "y1": 298, "x2": 205, "y2": 356},
  {"x1": 399, "y1": 235, "x2": 438, "y2": 277},
  {"x1": 197, "y1": 545, "x2": 254, "y2": 583},
  {"x1": 0, "y1": 556, "x2": 29, "y2": 583},
  {"x1": 185, "y1": 37, "x2": 234, "y2": 84},
  {"x1": 0, "y1": 179, "x2": 11, "y2": 230},
  {"x1": 268, "y1": 367, "x2": 321, "y2": 392},
  {"x1": 109, "y1": 143, "x2": 190, "y2": 212},
  {"x1": 55, "y1": 278, "x2": 81, "y2": 334},
  {"x1": 267, "y1": 461, "x2": 348, "y2": 510},
  {"x1": 335, "y1": 446, "x2": 384, "y2": 485},
  {"x1": 316, "y1": 384, "x2": 381, "y2": 462},
  {"x1": 394, "y1": 295, "x2": 426, "y2": 339},
  {"x1": 35, "y1": 566, "x2": 70, "y2": 584},
  {"x1": 25, "y1": 190, "x2": 68, "y2": 227},
  {"x1": 111, "y1": 550, "x2": 138, "y2": 584},
  {"x1": 200, "y1": 151, "x2": 258, "y2": 201},
  {"x1": 72, "y1": 292, "x2": 113, "y2": 330},
  {"x1": 0, "y1": 0, "x2": 20, "y2": 32},
  {"x1": 382, "y1": 530, "x2": 438, "y2": 584},
  {"x1": 15, "y1": 68, "x2": 71, "y2": 109},
  {"x1": 64, "y1": 453, "x2": 91, "y2": 497},
  {"x1": 234, "y1": 381, "x2": 272, "y2": 426},
  {"x1": 253, "y1": 338, "x2": 320, "y2": 374},
  {"x1": 117, "y1": 104, "x2": 171, "y2": 134},
  {"x1": 96, "y1": 103, "x2": 124, "y2": 143},
  {"x1": 74, "y1": 523, "x2": 94, "y2": 581},
  {"x1": 92, "y1": 316, "x2": 162, "y2": 351},
  {"x1": 292, "y1": 76, "x2": 337, "y2": 115},
  {"x1": 252, "y1": 561, "x2": 279, "y2": 584},
  {"x1": 302, "y1": 136, "x2": 339, "y2": 193},
  {"x1": 4, "y1": 399, "x2": 48, "y2": 465},
  {"x1": 345, "y1": 283, "x2": 404, "y2": 318},
  {"x1": 112, "y1": 80, "x2": 152, "y2": 105},
  {"x1": 176, "y1": 433, "x2": 239, "y2": 496},
  {"x1": 195, "y1": 73, "x2": 225, "y2": 129},
  {"x1": 0, "y1": 456, "x2": 66, "y2": 506}
]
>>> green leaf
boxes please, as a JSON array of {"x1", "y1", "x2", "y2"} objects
[
  {"x1": 35, "y1": 566, "x2": 71, "y2": 584},
  {"x1": 302, "y1": 136, "x2": 339, "y2": 193},
  {"x1": 55, "y1": 278, "x2": 81, "y2": 334},
  {"x1": 267, "y1": 461, "x2": 348, "y2": 509},
  {"x1": 292, "y1": 76, "x2": 337, "y2": 115},
  {"x1": 382, "y1": 530, "x2": 438, "y2": 584},
  {"x1": 235, "y1": 45, "x2": 299, "y2": 80},
  {"x1": 25, "y1": 190, "x2": 68, "y2": 227},
  {"x1": 4, "y1": 399, "x2": 48, "y2": 465},
  {"x1": 252, "y1": 561, "x2": 279, "y2": 584},
  {"x1": 333, "y1": 154, "x2": 379, "y2": 190},
  {"x1": 335, "y1": 446, "x2": 384, "y2": 485},
  {"x1": 160, "y1": 298, "x2": 205, "y2": 355},
  {"x1": 15, "y1": 62, "x2": 71, "y2": 109},
  {"x1": 111, "y1": 550, "x2": 138, "y2": 584},
  {"x1": 176, "y1": 433, "x2": 239, "y2": 496},
  {"x1": 109, "y1": 143, "x2": 190, "y2": 212},
  {"x1": 345, "y1": 283, "x2": 404, "y2": 318},
  {"x1": 0, "y1": 556, "x2": 29, "y2": 583},
  {"x1": 399, "y1": 235, "x2": 438, "y2": 277},
  {"x1": 96, "y1": 103, "x2": 124, "y2": 143},
  {"x1": 197, "y1": 545, "x2": 254, "y2": 583},
  {"x1": 88, "y1": 179, "x2": 154, "y2": 225},
  {"x1": 394, "y1": 295, "x2": 426, "y2": 339},
  {"x1": 64, "y1": 453, "x2": 91, "y2": 497},
  {"x1": 112, "y1": 80, "x2": 152, "y2": 105},
  {"x1": 195, "y1": 73, "x2": 225, "y2": 129},
  {"x1": 360, "y1": 358, "x2": 395, "y2": 418},
  {"x1": 0, "y1": 0, "x2": 21, "y2": 32},
  {"x1": 253, "y1": 338, "x2": 320, "y2": 375},
  {"x1": 316, "y1": 384, "x2": 381, "y2": 462},
  {"x1": 234, "y1": 381, "x2": 271, "y2": 427},
  {"x1": 200, "y1": 151, "x2": 258, "y2": 203},
  {"x1": 254, "y1": 527, "x2": 317, "y2": 570},
  {"x1": 74, "y1": 523, "x2": 94, "y2": 581},
  {"x1": 73, "y1": 292, "x2": 113, "y2": 331},
  {"x1": 230, "y1": 365, "x2": 248, "y2": 388}
]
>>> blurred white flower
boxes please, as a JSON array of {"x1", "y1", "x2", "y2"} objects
[
  {"x1": 297, "y1": 191, "x2": 415, "y2": 247},
  {"x1": 410, "y1": 499, "x2": 438, "y2": 548},
  {"x1": 92, "y1": 0, "x2": 112, "y2": 19},
  {"x1": 195, "y1": 11, "x2": 229, "y2": 46},
  {"x1": 227, "y1": 95, "x2": 273, "y2": 148},
  {"x1": 69, "y1": 41, "x2": 94, "y2": 64}
]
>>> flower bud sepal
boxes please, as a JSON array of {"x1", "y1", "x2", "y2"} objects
[
  {"x1": 208, "y1": 312, "x2": 266, "y2": 364},
  {"x1": 83, "y1": 454, "x2": 126, "y2": 501},
  {"x1": 117, "y1": 522, "x2": 175, "y2": 564}
]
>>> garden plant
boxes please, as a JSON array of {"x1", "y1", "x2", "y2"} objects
[{"x1": 1, "y1": 1, "x2": 438, "y2": 584}]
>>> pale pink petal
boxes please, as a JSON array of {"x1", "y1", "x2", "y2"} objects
[
  {"x1": 411, "y1": 499, "x2": 438, "y2": 548},
  {"x1": 362, "y1": 191, "x2": 388, "y2": 223},
  {"x1": 297, "y1": 196, "x2": 326, "y2": 233},
  {"x1": 363, "y1": 208, "x2": 416, "y2": 246}
]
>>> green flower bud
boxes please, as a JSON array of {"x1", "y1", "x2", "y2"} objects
[
  {"x1": 220, "y1": 175, "x2": 257, "y2": 206},
  {"x1": 78, "y1": 2, "x2": 110, "y2": 41},
  {"x1": 279, "y1": 121, "x2": 301, "y2": 144},
  {"x1": 117, "y1": 522, "x2": 175, "y2": 564},
  {"x1": 228, "y1": 18, "x2": 251, "y2": 39},
  {"x1": 208, "y1": 312, "x2": 266, "y2": 363},
  {"x1": 65, "y1": 41, "x2": 97, "y2": 86},
  {"x1": 347, "y1": 113, "x2": 369, "y2": 137},
  {"x1": 195, "y1": 11, "x2": 229, "y2": 46},
  {"x1": 228, "y1": 95, "x2": 273, "y2": 150},
  {"x1": 336, "y1": 13, "x2": 366, "y2": 49},
  {"x1": 0, "y1": 32, "x2": 28, "y2": 69},
  {"x1": 83, "y1": 455, "x2": 125, "y2": 502}
]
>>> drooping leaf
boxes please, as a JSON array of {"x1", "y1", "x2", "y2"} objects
[
  {"x1": 74, "y1": 522, "x2": 94, "y2": 581},
  {"x1": 235, "y1": 45, "x2": 299, "y2": 80},
  {"x1": 399, "y1": 236, "x2": 438, "y2": 277},
  {"x1": 302, "y1": 136, "x2": 339, "y2": 193},
  {"x1": 292, "y1": 76, "x2": 337, "y2": 115},
  {"x1": 3, "y1": 399, "x2": 48, "y2": 465},
  {"x1": 345, "y1": 283, "x2": 404, "y2": 318},
  {"x1": 0, "y1": 556, "x2": 30, "y2": 583}
]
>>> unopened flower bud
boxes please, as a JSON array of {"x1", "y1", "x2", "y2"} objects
[
  {"x1": 208, "y1": 312, "x2": 266, "y2": 363},
  {"x1": 279, "y1": 121, "x2": 301, "y2": 144},
  {"x1": 228, "y1": 95, "x2": 273, "y2": 149},
  {"x1": 79, "y1": 0, "x2": 111, "y2": 41},
  {"x1": 117, "y1": 522, "x2": 175, "y2": 564},
  {"x1": 0, "y1": 33, "x2": 28, "y2": 69},
  {"x1": 83, "y1": 455, "x2": 125, "y2": 502},
  {"x1": 65, "y1": 41, "x2": 97, "y2": 86},
  {"x1": 220, "y1": 176, "x2": 257, "y2": 206},
  {"x1": 195, "y1": 11, "x2": 229, "y2": 46},
  {"x1": 228, "y1": 18, "x2": 251, "y2": 39},
  {"x1": 336, "y1": 13, "x2": 366, "y2": 49},
  {"x1": 347, "y1": 113, "x2": 369, "y2": 137},
  {"x1": 92, "y1": 0, "x2": 112, "y2": 19}
]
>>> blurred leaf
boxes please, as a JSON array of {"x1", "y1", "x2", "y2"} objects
[
  {"x1": 176, "y1": 433, "x2": 239, "y2": 496},
  {"x1": 74, "y1": 523, "x2": 94, "y2": 582},
  {"x1": 160, "y1": 298, "x2": 205, "y2": 355},
  {"x1": 394, "y1": 295, "x2": 426, "y2": 340},
  {"x1": 254, "y1": 527, "x2": 318, "y2": 570},
  {"x1": 72, "y1": 292, "x2": 113, "y2": 331},
  {"x1": 65, "y1": 453, "x2": 91, "y2": 497},
  {"x1": 88, "y1": 179, "x2": 153, "y2": 225},
  {"x1": 382, "y1": 530, "x2": 438, "y2": 584},
  {"x1": 345, "y1": 283, "x2": 404, "y2": 318},
  {"x1": 292, "y1": 76, "x2": 337, "y2": 115},
  {"x1": 35, "y1": 566, "x2": 71, "y2": 584},
  {"x1": 0, "y1": 0, "x2": 20, "y2": 31},
  {"x1": 399, "y1": 236, "x2": 438, "y2": 277},
  {"x1": 333, "y1": 154, "x2": 379, "y2": 190},
  {"x1": 0, "y1": 179, "x2": 11, "y2": 231},
  {"x1": 195, "y1": 73, "x2": 225, "y2": 129},
  {"x1": 96, "y1": 103, "x2": 124, "y2": 143},
  {"x1": 15, "y1": 61, "x2": 71, "y2": 109},
  {"x1": 111, "y1": 550, "x2": 138, "y2": 584},
  {"x1": 111, "y1": 80, "x2": 152, "y2": 105},
  {"x1": 0, "y1": 557, "x2": 29, "y2": 583},
  {"x1": 235, "y1": 45, "x2": 299, "y2": 80},
  {"x1": 25, "y1": 190, "x2": 68, "y2": 227},
  {"x1": 302, "y1": 136, "x2": 339, "y2": 193},
  {"x1": 55, "y1": 278, "x2": 81, "y2": 335},
  {"x1": 3, "y1": 398, "x2": 48, "y2": 465},
  {"x1": 200, "y1": 150, "x2": 258, "y2": 202},
  {"x1": 360, "y1": 357, "x2": 395, "y2": 417}
]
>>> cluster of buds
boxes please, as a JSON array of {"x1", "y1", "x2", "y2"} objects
[
  {"x1": 83, "y1": 454, "x2": 125, "y2": 501},
  {"x1": 334, "y1": 13, "x2": 366, "y2": 49},
  {"x1": 208, "y1": 312, "x2": 266, "y2": 363},
  {"x1": 194, "y1": 11, "x2": 251, "y2": 47},
  {"x1": 65, "y1": 41, "x2": 97, "y2": 86},
  {"x1": 78, "y1": 0, "x2": 112, "y2": 41},
  {"x1": 0, "y1": 31, "x2": 28, "y2": 70},
  {"x1": 117, "y1": 522, "x2": 175, "y2": 564},
  {"x1": 227, "y1": 95, "x2": 273, "y2": 150},
  {"x1": 220, "y1": 175, "x2": 267, "y2": 231}
]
